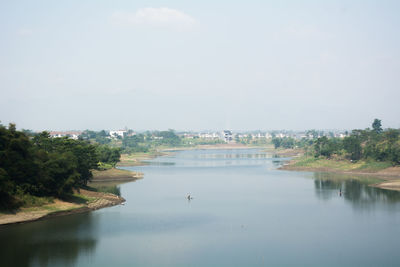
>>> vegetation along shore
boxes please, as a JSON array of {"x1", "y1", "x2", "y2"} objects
[
  {"x1": 0, "y1": 124, "x2": 235, "y2": 225},
  {"x1": 1, "y1": 118, "x2": 400, "y2": 225},
  {"x1": 0, "y1": 124, "x2": 141, "y2": 226},
  {"x1": 275, "y1": 119, "x2": 400, "y2": 191}
]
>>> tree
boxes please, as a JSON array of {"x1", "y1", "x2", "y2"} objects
[
  {"x1": 96, "y1": 145, "x2": 121, "y2": 167},
  {"x1": 343, "y1": 135, "x2": 362, "y2": 160},
  {"x1": 313, "y1": 136, "x2": 340, "y2": 158},
  {"x1": 372, "y1": 119, "x2": 382, "y2": 134},
  {"x1": 272, "y1": 138, "x2": 281, "y2": 149}
]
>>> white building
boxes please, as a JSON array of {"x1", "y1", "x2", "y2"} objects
[
  {"x1": 49, "y1": 131, "x2": 82, "y2": 140},
  {"x1": 109, "y1": 130, "x2": 127, "y2": 138},
  {"x1": 223, "y1": 130, "x2": 233, "y2": 143}
]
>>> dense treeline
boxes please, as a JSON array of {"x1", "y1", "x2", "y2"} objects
[
  {"x1": 272, "y1": 119, "x2": 400, "y2": 165},
  {"x1": 80, "y1": 130, "x2": 111, "y2": 145},
  {"x1": 0, "y1": 124, "x2": 120, "y2": 208},
  {"x1": 313, "y1": 119, "x2": 400, "y2": 164},
  {"x1": 120, "y1": 130, "x2": 182, "y2": 153}
]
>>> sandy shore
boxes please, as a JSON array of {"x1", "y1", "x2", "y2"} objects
[{"x1": 0, "y1": 189, "x2": 125, "y2": 226}]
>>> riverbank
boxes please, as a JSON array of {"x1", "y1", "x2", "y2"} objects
[
  {"x1": 117, "y1": 151, "x2": 168, "y2": 167},
  {"x1": 0, "y1": 167, "x2": 143, "y2": 226},
  {"x1": 280, "y1": 155, "x2": 400, "y2": 191},
  {"x1": 92, "y1": 168, "x2": 143, "y2": 182},
  {"x1": 0, "y1": 189, "x2": 125, "y2": 226}
]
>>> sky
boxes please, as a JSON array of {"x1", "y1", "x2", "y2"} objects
[{"x1": 1, "y1": 0, "x2": 399, "y2": 131}]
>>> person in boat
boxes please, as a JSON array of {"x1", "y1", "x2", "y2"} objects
[{"x1": 187, "y1": 194, "x2": 192, "y2": 200}]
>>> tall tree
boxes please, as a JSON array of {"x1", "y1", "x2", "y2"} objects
[{"x1": 372, "y1": 119, "x2": 383, "y2": 134}]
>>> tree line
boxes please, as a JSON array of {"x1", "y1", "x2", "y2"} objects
[
  {"x1": 81, "y1": 129, "x2": 202, "y2": 154},
  {"x1": 272, "y1": 119, "x2": 400, "y2": 165},
  {"x1": 0, "y1": 124, "x2": 120, "y2": 208}
]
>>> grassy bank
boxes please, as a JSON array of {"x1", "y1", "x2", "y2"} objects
[{"x1": 285, "y1": 156, "x2": 393, "y2": 173}]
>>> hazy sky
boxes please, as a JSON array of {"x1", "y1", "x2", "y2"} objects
[{"x1": 1, "y1": 0, "x2": 399, "y2": 131}]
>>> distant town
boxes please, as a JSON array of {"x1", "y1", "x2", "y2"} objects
[{"x1": 47, "y1": 129, "x2": 350, "y2": 142}]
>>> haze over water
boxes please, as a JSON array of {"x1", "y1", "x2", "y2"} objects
[{"x1": 1, "y1": 149, "x2": 400, "y2": 266}]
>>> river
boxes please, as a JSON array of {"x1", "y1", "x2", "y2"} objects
[{"x1": 1, "y1": 149, "x2": 400, "y2": 266}]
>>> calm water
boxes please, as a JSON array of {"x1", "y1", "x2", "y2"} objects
[{"x1": 2, "y1": 149, "x2": 400, "y2": 267}]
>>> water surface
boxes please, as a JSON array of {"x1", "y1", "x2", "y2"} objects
[{"x1": 1, "y1": 149, "x2": 400, "y2": 266}]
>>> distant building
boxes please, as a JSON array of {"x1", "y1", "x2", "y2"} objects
[
  {"x1": 49, "y1": 131, "x2": 82, "y2": 140},
  {"x1": 109, "y1": 130, "x2": 127, "y2": 138},
  {"x1": 199, "y1": 132, "x2": 220, "y2": 139},
  {"x1": 223, "y1": 130, "x2": 233, "y2": 143}
]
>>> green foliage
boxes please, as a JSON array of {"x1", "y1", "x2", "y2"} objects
[
  {"x1": 372, "y1": 118, "x2": 383, "y2": 134},
  {"x1": 272, "y1": 137, "x2": 296, "y2": 149},
  {"x1": 14, "y1": 191, "x2": 54, "y2": 208},
  {"x1": 121, "y1": 134, "x2": 149, "y2": 153},
  {"x1": 181, "y1": 138, "x2": 224, "y2": 146},
  {"x1": 298, "y1": 119, "x2": 400, "y2": 165},
  {"x1": 96, "y1": 145, "x2": 121, "y2": 167},
  {"x1": 91, "y1": 185, "x2": 121, "y2": 196},
  {"x1": 121, "y1": 130, "x2": 183, "y2": 153},
  {"x1": 97, "y1": 162, "x2": 114, "y2": 170},
  {"x1": 313, "y1": 136, "x2": 341, "y2": 158},
  {"x1": 342, "y1": 135, "x2": 362, "y2": 160},
  {"x1": 152, "y1": 130, "x2": 181, "y2": 146},
  {"x1": 272, "y1": 137, "x2": 312, "y2": 149},
  {"x1": 0, "y1": 123, "x2": 103, "y2": 209},
  {"x1": 80, "y1": 130, "x2": 110, "y2": 144}
]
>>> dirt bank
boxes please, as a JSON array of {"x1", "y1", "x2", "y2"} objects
[{"x1": 0, "y1": 189, "x2": 125, "y2": 226}]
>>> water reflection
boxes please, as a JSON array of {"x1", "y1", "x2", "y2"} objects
[
  {"x1": 313, "y1": 172, "x2": 400, "y2": 208},
  {"x1": 143, "y1": 161, "x2": 175, "y2": 166},
  {"x1": 147, "y1": 149, "x2": 283, "y2": 168},
  {"x1": 193, "y1": 153, "x2": 272, "y2": 159},
  {"x1": 0, "y1": 213, "x2": 97, "y2": 267}
]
